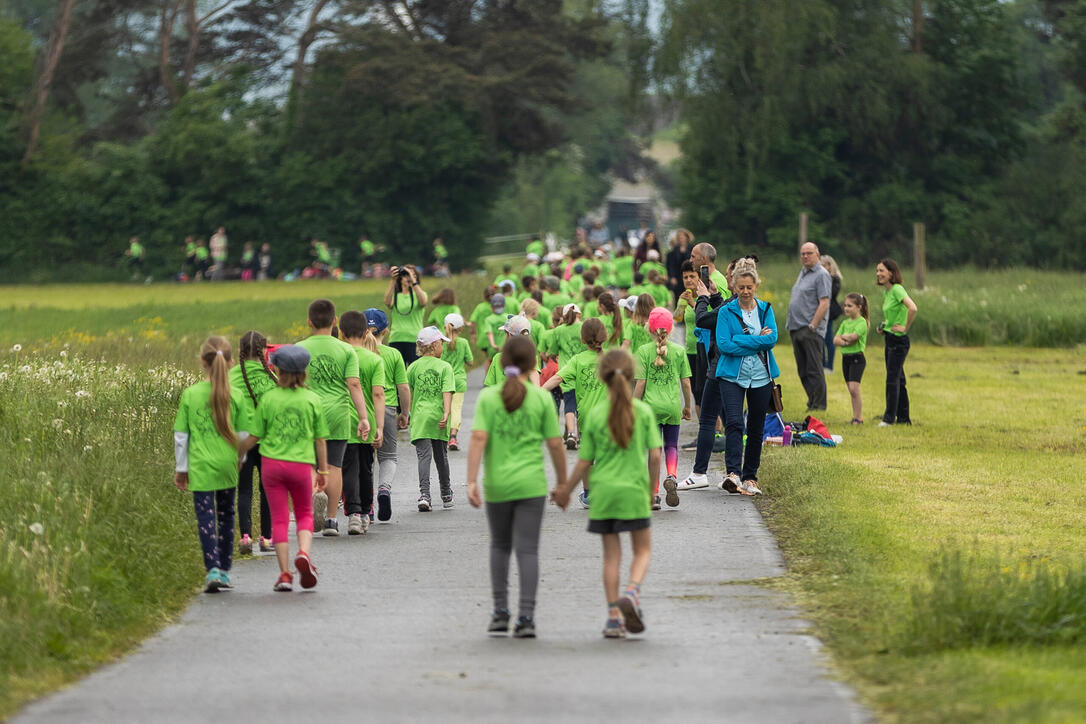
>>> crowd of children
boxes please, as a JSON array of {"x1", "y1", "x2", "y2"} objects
[{"x1": 173, "y1": 236, "x2": 880, "y2": 639}]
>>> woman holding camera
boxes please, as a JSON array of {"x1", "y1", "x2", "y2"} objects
[{"x1": 385, "y1": 265, "x2": 429, "y2": 365}]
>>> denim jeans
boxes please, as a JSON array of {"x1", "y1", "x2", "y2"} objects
[
  {"x1": 822, "y1": 320, "x2": 837, "y2": 371},
  {"x1": 719, "y1": 380, "x2": 773, "y2": 481},
  {"x1": 692, "y1": 372, "x2": 723, "y2": 476},
  {"x1": 883, "y1": 333, "x2": 911, "y2": 424}
]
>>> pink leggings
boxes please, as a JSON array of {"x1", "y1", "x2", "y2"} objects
[{"x1": 261, "y1": 457, "x2": 314, "y2": 544}]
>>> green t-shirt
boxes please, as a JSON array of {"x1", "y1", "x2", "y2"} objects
[
  {"x1": 185, "y1": 241, "x2": 196, "y2": 256},
  {"x1": 882, "y1": 283, "x2": 910, "y2": 336},
  {"x1": 582, "y1": 300, "x2": 599, "y2": 319},
  {"x1": 129, "y1": 241, "x2": 144, "y2": 259},
  {"x1": 542, "y1": 292, "x2": 572, "y2": 310},
  {"x1": 173, "y1": 381, "x2": 248, "y2": 492},
  {"x1": 388, "y1": 292, "x2": 426, "y2": 344},
  {"x1": 635, "y1": 341, "x2": 692, "y2": 425},
  {"x1": 639, "y1": 260, "x2": 666, "y2": 279},
  {"x1": 348, "y1": 346, "x2": 386, "y2": 444},
  {"x1": 599, "y1": 314, "x2": 623, "y2": 350},
  {"x1": 624, "y1": 322, "x2": 652, "y2": 354},
  {"x1": 195, "y1": 246, "x2": 209, "y2": 261},
  {"x1": 378, "y1": 344, "x2": 408, "y2": 409},
  {"x1": 483, "y1": 358, "x2": 504, "y2": 387},
  {"x1": 558, "y1": 349, "x2": 607, "y2": 430},
  {"x1": 521, "y1": 263, "x2": 540, "y2": 279},
  {"x1": 614, "y1": 256, "x2": 635, "y2": 287},
  {"x1": 241, "y1": 249, "x2": 254, "y2": 264},
  {"x1": 441, "y1": 336, "x2": 474, "y2": 393},
  {"x1": 483, "y1": 313, "x2": 508, "y2": 358},
  {"x1": 710, "y1": 269, "x2": 729, "y2": 296},
  {"x1": 472, "y1": 382, "x2": 562, "y2": 503},
  {"x1": 579, "y1": 399, "x2": 662, "y2": 520},
  {"x1": 678, "y1": 300, "x2": 697, "y2": 354},
  {"x1": 648, "y1": 283, "x2": 670, "y2": 308},
  {"x1": 551, "y1": 322, "x2": 586, "y2": 392},
  {"x1": 837, "y1": 316, "x2": 869, "y2": 354},
  {"x1": 528, "y1": 319, "x2": 546, "y2": 360},
  {"x1": 427, "y1": 304, "x2": 462, "y2": 328},
  {"x1": 406, "y1": 355, "x2": 455, "y2": 442},
  {"x1": 470, "y1": 301, "x2": 493, "y2": 350},
  {"x1": 295, "y1": 335, "x2": 360, "y2": 441},
  {"x1": 434, "y1": 243, "x2": 448, "y2": 260},
  {"x1": 249, "y1": 386, "x2": 330, "y2": 464},
  {"x1": 360, "y1": 239, "x2": 375, "y2": 256},
  {"x1": 228, "y1": 360, "x2": 278, "y2": 421},
  {"x1": 526, "y1": 240, "x2": 545, "y2": 257}
]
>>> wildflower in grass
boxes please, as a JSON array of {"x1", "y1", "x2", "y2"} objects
[
  {"x1": 60, "y1": 350, "x2": 67, "y2": 358},
  {"x1": 12, "y1": 344, "x2": 22, "y2": 352},
  {"x1": 75, "y1": 390, "x2": 90, "y2": 398},
  {"x1": 29, "y1": 523, "x2": 44, "y2": 535},
  {"x1": 53, "y1": 418, "x2": 64, "y2": 428}
]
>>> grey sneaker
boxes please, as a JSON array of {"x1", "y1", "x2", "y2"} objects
[
  {"x1": 513, "y1": 616, "x2": 536, "y2": 639},
  {"x1": 488, "y1": 609, "x2": 511, "y2": 635},
  {"x1": 312, "y1": 491, "x2": 328, "y2": 533},
  {"x1": 418, "y1": 496, "x2": 432, "y2": 512},
  {"x1": 347, "y1": 513, "x2": 364, "y2": 535},
  {"x1": 442, "y1": 495, "x2": 454, "y2": 509},
  {"x1": 738, "y1": 479, "x2": 763, "y2": 496},
  {"x1": 663, "y1": 476, "x2": 680, "y2": 507},
  {"x1": 603, "y1": 616, "x2": 626, "y2": 639},
  {"x1": 322, "y1": 518, "x2": 339, "y2": 536}
]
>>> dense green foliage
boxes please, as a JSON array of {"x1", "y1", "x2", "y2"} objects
[{"x1": 658, "y1": 0, "x2": 1086, "y2": 268}]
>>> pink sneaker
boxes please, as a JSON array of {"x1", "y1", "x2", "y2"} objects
[{"x1": 294, "y1": 551, "x2": 318, "y2": 589}]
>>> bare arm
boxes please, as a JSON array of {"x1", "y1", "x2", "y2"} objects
[
  {"x1": 834, "y1": 332, "x2": 859, "y2": 347},
  {"x1": 810, "y1": 297, "x2": 830, "y2": 331},
  {"x1": 438, "y1": 391, "x2": 451, "y2": 428},
  {"x1": 546, "y1": 437, "x2": 567, "y2": 493},
  {"x1": 346, "y1": 377, "x2": 370, "y2": 440},
  {"x1": 371, "y1": 386, "x2": 385, "y2": 447},
  {"x1": 384, "y1": 277, "x2": 398, "y2": 307},
  {"x1": 466, "y1": 429, "x2": 487, "y2": 508},
  {"x1": 552, "y1": 459, "x2": 592, "y2": 510},
  {"x1": 314, "y1": 439, "x2": 328, "y2": 491},
  {"x1": 408, "y1": 266, "x2": 428, "y2": 306},
  {"x1": 633, "y1": 379, "x2": 646, "y2": 398},
  {"x1": 681, "y1": 377, "x2": 693, "y2": 420},
  {"x1": 903, "y1": 296, "x2": 918, "y2": 332},
  {"x1": 541, "y1": 373, "x2": 563, "y2": 392},
  {"x1": 396, "y1": 383, "x2": 411, "y2": 428},
  {"x1": 647, "y1": 447, "x2": 661, "y2": 493}
]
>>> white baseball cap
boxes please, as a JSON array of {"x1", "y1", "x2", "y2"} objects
[
  {"x1": 417, "y1": 326, "x2": 451, "y2": 345},
  {"x1": 501, "y1": 315, "x2": 532, "y2": 336},
  {"x1": 444, "y1": 313, "x2": 465, "y2": 329},
  {"x1": 619, "y1": 297, "x2": 637, "y2": 312},
  {"x1": 562, "y1": 303, "x2": 581, "y2": 316},
  {"x1": 647, "y1": 249, "x2": 660, "y2": 260},
  {"x1": 526, "y1": 253, "x2": 540, "y2": 262}
]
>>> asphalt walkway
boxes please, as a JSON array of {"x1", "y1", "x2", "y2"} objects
[{"x1": 16, "y1": 368, "x2": 867, "y2": 724}]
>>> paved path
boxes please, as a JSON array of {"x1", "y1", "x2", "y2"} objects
[{"x1": 17, "y1": 368, "x2": 866, "y2": 724}]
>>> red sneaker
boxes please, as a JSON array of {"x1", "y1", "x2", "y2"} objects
[
  {"x1": 294, "y1": 551, "x2": 318, "y2": 589},
  {"x1": 273, "y1": 572, "x2": 293, "y2": 592}
]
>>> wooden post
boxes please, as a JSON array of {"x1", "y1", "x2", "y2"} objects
[
  {"x1": 798, "y1": 212, "x2": 808, "y2": 251},
  {"x1": 913, "y1": 222, "x2": 927, "y2": 290}
]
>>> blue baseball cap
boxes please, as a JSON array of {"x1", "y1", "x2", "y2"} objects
[{"x1": 364, "y1": 308, "x2": 389, "y2": 331}]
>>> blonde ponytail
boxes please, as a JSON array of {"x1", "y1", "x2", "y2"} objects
[
  {"x1": 360, "y1": 326, "x2": 379, "y2": 353},
  {"x1": 599, "y1": 350, "x2": 635, "y2": 448},
  {"x1": 653, "y1": 327, "x2": 669, "y2": 367},
  {"x1": 200, "y1": 336, "x2": 238, "y2": 447}
]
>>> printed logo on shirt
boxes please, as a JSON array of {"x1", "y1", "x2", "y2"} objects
[
  {"x1": 268, "y1": 407, "x2": 308, "y2": 447},
  {"x1": 308, "y1": 354, "x2": 339, "y2": 386},
  {"x1": 414, "y1": 368, "x2": 444, "y2": 397},
  {"x1": 576, "y1": 365, "x2": 603, "y2": 394},
  {"x1": 192, "y1": 405, "x2": 217, "y2": 437},
  {"x1": 646, "y1": 355, "x2": 678, "y2": 387}
]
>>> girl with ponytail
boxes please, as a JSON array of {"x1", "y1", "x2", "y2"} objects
[
  {"x1": 174, "y1": 336, "x2": 250, "y2": 592},
  {"x1": 229, "y1": 331, "x2": 278, "y2": 553},
  {"x1": 833, "y1": 292, "x2": 870, "y2": 424},
  {"x1": 542, "y1": 318, "x2": 607, "y2": 459},
  {"x1": 595, "y1": 292, "x2": 624, "y2": 349},
  {"x1": 440, "y1": 313, "x2": 474, "y2": 450},
  {"x1": 552, "y1": 349, "x2": 662, "y2": 640},
  {"x1": 466, "y1": 335, "x2": 567, "y2": 638},
  {"x1": 621, "y1": 293, "x2": 655, "y2": 353},
  {"x1": 633, "y1": 309, "x2": 693, "y2": 510}
]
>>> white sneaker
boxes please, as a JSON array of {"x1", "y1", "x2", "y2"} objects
[
  {"x1": 347, "y1": 513, "x2": 364, "y2": 535},
  {"x1": 738, "y1": 479, "x2": 763, "y2": 496},
  {"x1": 359, "y1": 515, "x2": 370, "y2": 534},
  {"x1": 417, "y1": 497, "x2": 432, "y2": 512},
  {"x1": 718, "y1": 473, "x2": 741, "y2": 493},
  {"x1": 677, "y1": 474, "x2": 709, "y2": 490},
  {"x1": 878, "y1": 421, "x2": 892, "y2": 427}
]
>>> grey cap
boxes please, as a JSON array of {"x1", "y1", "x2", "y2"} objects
[
  {"x1": 270, "y1": 344, "x2": 310, "y2": 373},
  {"x1": 490, "y1": 293, "x2": 506, "y2": 311}
]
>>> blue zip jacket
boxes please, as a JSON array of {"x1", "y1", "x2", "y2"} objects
[{"x1": 714, "y1": 298, "x2": 780, "y2": 381}]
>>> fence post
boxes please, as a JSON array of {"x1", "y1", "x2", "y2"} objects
[
  {"x1": 913, "y1": 222, "x2": 927, "y2": 290},
  {"x1": 799, "y1": 212, "x2": 808, "y2": 252}
]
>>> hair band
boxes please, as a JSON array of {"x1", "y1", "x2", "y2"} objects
[
  {"x1": 503, "y1": 365, "x2": 522, "y2": 378},
  {"x1": 216, "y1": 350, "x2": 224, "y2": 356}
]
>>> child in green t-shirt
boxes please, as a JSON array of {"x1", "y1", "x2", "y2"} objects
[
  {"x1": 441, "y1": 313, "x2": 475, "y2": 450},
  {"x1": 407, "y1": 327, "x2": 456, "y2": 511},
  {"x1": 230, "y1": 330, "x2": 278, "y2": 554},
  {"x1": 552, "y1": 349, "x2": 662, "y2": 639},
  {"x1": 622, "y1": 293, "x2": 654, "y2": 353},
  {"x1": 833, "y1": 293, "x2": 870, "y2": 425},
  {"x1": 426, "y1": 287, "x2": 461, "y2": 328},
  {"x1": 339, "y1": 311, "x2": 386, "y2": 535},
  {"x1": 541, "y1": 313, "x2": 599, "y2": 454},
  {"x1": 466, "y1": 335, "x2": 567, "y2": 638},
  {"x1": 173, "y1": 336, "x2": 249, "y2": 593},
  {"x1": 634, "y1": 309, "x2": 693, "y2": 510}
]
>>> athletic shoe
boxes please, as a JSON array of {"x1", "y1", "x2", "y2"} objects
[
  {"x1": 513, "y1": 616, "x2": 536, "y2": 639},
  {"x1": 651, "y1": 496, "x2": 662, "y2": 511},
  {"x1": 616, "y1": 593, "x2": 645, "y2": 634},
  {"x1": 238, "y1": 534, "x2": 253, "y2": 555},
  {"x1": 368, "y1": 505, "x2": 375, "y2": 523},
  {"x1": 360, "y1": 515, "x2": 371, "y2": 534},
  {"x1": 377, "y1": 490, "x2": 392, "y2": 522},
  {"x1": 348, "y1": 513, "x2": 364, "y2": 535},
  {"x1": 218, "y1": 571, "x2": 232, "y2": 589},
  {"x1": 273, "y1": 572, "x2": 293, "y2": 592},
  {"x1": 442, "y1": 495, "x2": 454, "y2": 509},
  {"x1": 851, "y1": 418, "x2": 864, "y2": 425},
  {"x1": 578, "y1": 491, "x2": 589, "y2": 509},
  {"x1": 448, "y1": 435, "x2": 460, "y2": 451},
  {"x1": 259, "y1": 536, "x2": 274, "y2": 553},
  {"x1": 564, "y1": 432, "x2": 578, "y2": 450},
  {"x1": 711, "y1": 434, "x2": 726, "y2": 453},
  {"x1": 679, "y1": 438, "x2": 698, "y2": 451},
  {"x1": 719, "y1": 473, "x2": 741, "y2": 494},
  {"x1": 878, "y1": 421, "x2": 892, "y2": 427},
  {"x1": 204, "y1": 568, "x2": 223, "y2": 593},
  {"x1": 738, "y1": 479, "x2": 763, "y2": 496},
  {"x1": 322, "y1": 518, "x2": 339, "y2": 536},
  {"x1": 312, "y1": 491, "x2": 328, "y2": 533},
  {"x1": 488, "y1": 609, "x2": 511, "y2": 635},
  {"x1": 603, "y1": 617, "x2": 626, "y2": 639},
  {"x1": 677, "y1": 474, "x2": 709, "y2": 490},
  {"x1": 663, "y1": 476, "x2": 680, "y2": 507},
  {"x1": 418, "y1": 497, "x2": 432, "y2": 512},
  {"x1": 294, "y1": 551, "x2": 318, "y2": 589}
]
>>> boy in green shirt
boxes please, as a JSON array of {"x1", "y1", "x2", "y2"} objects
[{"x1": 340, "y1": 310, "x2": 386, "y2": 535}]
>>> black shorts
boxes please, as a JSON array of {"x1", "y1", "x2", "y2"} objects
[
  {"x1": 587, "y1": 517, "x2": 651, "y2": 534},
  {"x1": 325, "y1": 439, "x2": 348, "y2": 468},
  {"x1": 841, "y1": 352, "x2": 866, "y2": 383}
]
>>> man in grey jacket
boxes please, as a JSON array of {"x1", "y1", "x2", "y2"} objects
[{"x1": 786, "y1": 242, "x2": 831, "y2": 411}]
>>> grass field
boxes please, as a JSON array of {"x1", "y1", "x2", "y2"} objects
[{"x1": 1, "y1": 269, "x2": 1085, "y2": 721}]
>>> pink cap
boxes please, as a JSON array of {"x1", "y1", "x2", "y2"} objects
[{"x1": 647, "y1": 307, "x2": 674, "y2": 334}]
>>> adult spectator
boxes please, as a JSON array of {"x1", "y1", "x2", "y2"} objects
[
  {"x1": 786, "y1": 242, "x2": 831, "y2": 411},
  {"x1": 820, "y1": 255, "x2": 843, "y2": 372},
  {"x1": 875, "y1": 259, "x2": 918, "y2": 426},
  {"x1": 666, "y1": 228, "x2": 693, "y2": 303},
  {"x1": 194, "y1": 239, "x2": 210, "y2": 279},
  {"x1": 588, "y1": 220, "x2": 609, "y2": 246},
  {"x1": 634, "y1": 230, "x2": 661, "y2": 270},
  {"x1": 359, "y1": 235, "x2": 376, "y2": 277},
  {"x1": 384, "y1": 264, "x2": 428, "y2": 365},
  {"x1": 209, "y1": 226, "x2": 228, "y2": 281},
  {"x1": 124, "y1": 236, "x2": 145, "y2": 280},
  {"x1": 183, "y1": 236, "x2": 196, "y2": 277},
  {"x1": 257, "y1": 243, "x2": 273, "y2": 280},
  {"x1": 432, "y1": 237, "x2": 450, "y2": 277}
]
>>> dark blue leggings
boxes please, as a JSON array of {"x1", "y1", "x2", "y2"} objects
[{"x1": 193, "y1": 489, "x2": 236, "y2": 572}]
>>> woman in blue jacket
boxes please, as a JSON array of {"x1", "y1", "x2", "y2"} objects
[{"x1": 712, "y1": 258, "x2": 778, "y2": 496}]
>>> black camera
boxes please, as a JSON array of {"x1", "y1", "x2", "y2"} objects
[{"x1": 397, "y1": 266, "x2": 413, "y2": 279}]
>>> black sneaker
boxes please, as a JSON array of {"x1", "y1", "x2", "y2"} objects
[
  {"x1": 680, "y1": 438, "x2": 698, "y2": 451},
  {"x1": 377, "y1": 490, "x2": 392, "y2": 522},
  {"x1": 322, "y1": 518, "x2": 339, "y2": 537},
  {"x1": 488, "y1": 609, "x2": 511, "y2": 635},
  {"x1": 711, "y1": 435, "x2": 726, "y2": 453},
  {"x1": 513, "y1": 616, "x2": 536, "y2": 639}
]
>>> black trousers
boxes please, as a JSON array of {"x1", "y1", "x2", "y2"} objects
[
  {"x1": 238, "y1": 446, "x2": 271, "y2": 539},
  {"x1": 883, "y1": 333, "x2": 911, "y2": 424},
  {"x1": 343, "y1": 442, "x2": 376, "y2": 516},
  {"x1": 790, "y1": 326, "x2": 826, "y2": 410}
]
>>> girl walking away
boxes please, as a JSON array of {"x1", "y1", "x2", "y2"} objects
[
  {"x1": 712, "y1": 258, "x2": 778, "y2": 496},
  {"x1": 427, "y1": 287, "x2": 461, "y2": 328},
  {"x1": 240, "y1": 345, "x2": 329, "y2": 591},
  {"x1": 875, "y1": 259, "x2": 918, "y2": 426},
  {"x1": 834, "y1": 293, "x2": 869, "y2": 424},
  {"x1": 407, "y1": 327, "x2": 456, "y2": 511},
  {"x1": 441, "y1": 313, "x2": 474, "y2": 450},
  {"x1": 469, "y1": 287, "x2": 497, "y2": 358},
  {"x1": 634, "y1": 309, "x2": 693, "y2": 510},
  {"x1": 482, "y1": 316, "x2": 535, "y2": 387},
  {"x1": 385, "y1": 264, "x2": 428, "y2": 365},
  {"x1": 466, "y1": 336, "x2": 567, "y2": 638},
  {"x1": 340, "y1": 311, "x2": 386, "y2": 535},
  {"x1": 174, "y1": 337, "x2": 248, "y2": 592},
  {"x1": 595, "y1": 292, "x2": 624, "y2": 350},
  {"x1": 365, "y1": 308, "x2": 411, "y2": 523},
  {"x1": 230, "y1": 331, "x2": 278, "y2": 554},
  {"x1": 552, "y1": 350, "x2": 662, "y2": 638},
  {"x1": 622, "y1": 293, "x2": 654, "y2": 353},
  {"x1": 547, "y1": 304, "x2": 587, "y2": 448}
]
